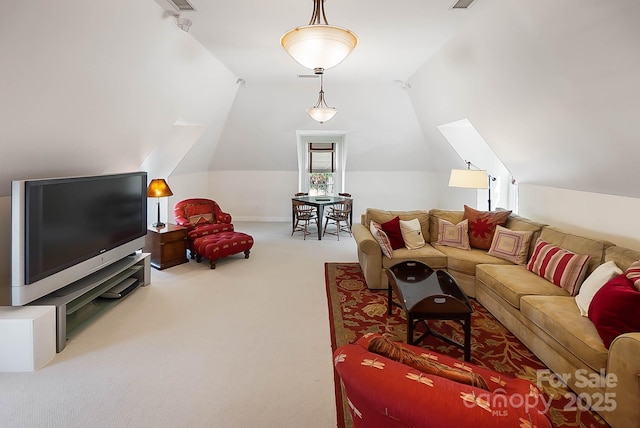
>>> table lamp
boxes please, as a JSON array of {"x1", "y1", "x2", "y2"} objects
[{"x1": 147, "y1": 178, "x2": 174, "y2": 228}]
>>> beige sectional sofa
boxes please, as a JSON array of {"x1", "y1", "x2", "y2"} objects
[{"x1": 352, "y1": 208, "x2": 640, "y2": 428}]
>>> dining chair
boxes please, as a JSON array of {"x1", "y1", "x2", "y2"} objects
[
  {"x1": 323, "y1": 198, "x2": 353, "y2": 240},
  {"x1": 292, "y1": 199, "x2": 318, "y2": 239}
]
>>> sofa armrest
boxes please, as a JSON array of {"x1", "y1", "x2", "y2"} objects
[
  {"x1": 605, "y1": 332, "x2": 640, "y2": 428},
  {"x1": 352, "y1": 224, "x2": 380, "y2": 256},
  {"x1": 174, "y1": 215, "x2": 192, "y2": 229}
]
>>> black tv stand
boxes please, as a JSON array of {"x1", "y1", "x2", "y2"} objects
[{"x1": 30, "y1": 252, "x2": 150, "y2": 352}]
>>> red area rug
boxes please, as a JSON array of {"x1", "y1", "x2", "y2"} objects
[{"x1": 325, "y1": 262, "x2": 609, "y2": 428}]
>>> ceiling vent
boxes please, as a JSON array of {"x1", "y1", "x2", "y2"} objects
[
  {"x1": 452, "y1": 0, "x2": 475, "y2": 9},
  {"x1": 167, "y1": 0, "x2": 196, "y2": 12}
]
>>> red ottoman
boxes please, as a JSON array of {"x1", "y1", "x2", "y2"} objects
[{"x1": 191, "y1": 231, "x2": 254, "y2": 269}]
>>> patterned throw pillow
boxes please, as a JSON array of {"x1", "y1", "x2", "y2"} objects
[
  {"x1": 370, "y1": 221, "x2": 393, "y2": 258},
  {"x1": 526, "y1": 238, "x2": 590, "y2": 295},
  {"x1": 399, "y1": 218, "x2": 425, "y2": 250},
  {"x1": 189, "y1": 213, "x2": 214, "y2": 225},
  {"x1": 381, "y1": 216, "x2": 405, "y2": 250},
  {"x1": 487, "y1": 225, "x2": 533, "y2": 264},
  {"x1": 436, "y1": 218, "x2": 470, "y2": 250},
  {"x1": 463, "y1": 205, "x2": 512, "y2": 250},
  {"x1": 625, "y1": 260, "x2": 640, "y2": 291}
]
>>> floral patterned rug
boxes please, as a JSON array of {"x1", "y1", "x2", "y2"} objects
[{"x1": 325, "y1": 262, "x2": 609, "y2": 428}]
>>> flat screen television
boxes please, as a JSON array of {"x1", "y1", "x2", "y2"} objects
[{"x1": 11, "y1": 172, "x2": 147, "y2": 305}]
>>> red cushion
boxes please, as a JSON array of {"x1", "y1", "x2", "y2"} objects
[
  {"x1": 381, "y1": 216, "x2": 405, "y2": 250},
  {"x1": 463, "y1": 205, "x2": 511, "y2": 250},
  {"x1": 588, "y1": 274, "x2": 640, "y2": 349}
]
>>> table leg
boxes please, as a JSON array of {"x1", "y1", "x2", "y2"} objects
[
  {"x1": 463, "y1": 314, "x2": 471, "y2": 362},
  {"x1": 317, "y1": 205, "x2": 324, "y2": 240},
  {"x1": 407, "y1": 315, "x2": 414, "y2": 345}
]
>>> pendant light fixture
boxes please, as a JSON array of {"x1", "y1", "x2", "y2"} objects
[
  {"x1": 281, "y1": 0, "x2": 358, "y2": 72},
  {"x1": 306, "y1": 70, "x2": 336, "y2": 123}
]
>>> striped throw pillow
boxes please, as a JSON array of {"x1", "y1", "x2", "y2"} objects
[
  {"x1": 526, "y1": 238, "x2": 590, "y2": 295},
  {"x1": 625, "y1": 260, "x2": 640, "y2": 291},
  {"x1": 370, "y1": 221, "x2": 393, "y2": 258}
]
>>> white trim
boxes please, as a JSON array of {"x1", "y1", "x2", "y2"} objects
[{"x1": 295, "y1": 130, "x2": 347, "y2": 194}]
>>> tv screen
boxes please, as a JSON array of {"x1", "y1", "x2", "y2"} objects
[{"x1": 23, "y1": 172, "x2": 147, "y2": 285}]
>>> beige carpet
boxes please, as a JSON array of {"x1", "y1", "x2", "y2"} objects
[{"x1": 0, "y1": 222, "x2": 356, "y2": 428}]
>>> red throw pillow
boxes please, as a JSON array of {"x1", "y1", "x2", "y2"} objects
[
  {"x1": 463, "y1": 205, "x2": 511, "y2": 250},
  {"x1": 381, "y1": 216, "x2": 405, "y2": 250},
  {"x1": 588, "y1": 274, "x2": 640, "y2": 349}
]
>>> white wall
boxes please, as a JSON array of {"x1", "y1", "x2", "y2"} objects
[
  {"x1": 205, "y1": 170, "x2": 475, "y2": 223},
  {"x1": 519, "y1": 184, "x2": 640, "y2": 251}
]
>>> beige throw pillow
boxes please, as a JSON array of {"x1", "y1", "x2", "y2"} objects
[
  {"x1": 575, "y1": 260, "x2": 622, "y2": 316},
  {"x1": 436, "y1": 218, "x2": 470, "y2": 250},
  {"x1": 487, "y1": 225, "x2": 533, "y2": 264},
  {"x1": 399, "y1": 218, "x2": 425, "y2": 250}
]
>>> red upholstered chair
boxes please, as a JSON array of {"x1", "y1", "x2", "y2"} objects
[
  {"x1": 334, "y1": 334, "x2": 552, "y2": 428},
  {"x1": 173, "y1": 198, "x2": 235, "y2": 256}
]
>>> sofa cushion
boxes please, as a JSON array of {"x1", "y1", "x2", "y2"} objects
[
  {"x1": 520, "y1": 295, "x2": 608, "y2": 372},
  {"x1": 503, "y1": 213, "x2": 547, "y2": 257},
  {"x1": 433, "y1": 244, "x2": 511, "y2": 276},
  {"x1": 399, "y1": 218, "x2": 426, "y2": 250},
  {"x1": 364, "y1": 209, "x2": 430, "y2": 241},
  {"x1": 526, "y1": 239, "x2": 590, "y2": 295},
  {"x1": 382, "y1": 244, "x2": 447, "y2": 270},
  {"x1": 605, "y1": 245, "x2": 640, "y2": 271},
  {"x1": 539, "y1": 226, "x2": 610, "y2": 275},
  {"x1": 574, "y1": 260, "x2": 622, "y2": 317},
  {"x1": 589, "y1": 274, "x2": 640, "y2": 349},
  {"x1": 435, "y1": 218, "x2": 470, "y2": 250},
  {"x1": 381, "y1": 216, "x2": 405, "y2": 250},
  {"x1": 428, "y1": 209, "x2": 464, "y2": 244},
  {"x1": 463, "y1": 205, "x2": 511, "y2": 250},
  {"x1": 487, "y1": 225, "x2": 533, "y2": 265},
  {"x1": 370, "y1": 221, "x2": 393, "y2": 258},
  {"x1": 476, "y1": 264, "x2": 568, "y2": 309}
]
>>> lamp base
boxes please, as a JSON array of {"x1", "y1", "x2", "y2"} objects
[{"x1": 152, "y1": 222, "x2": 166, "y2": 228}]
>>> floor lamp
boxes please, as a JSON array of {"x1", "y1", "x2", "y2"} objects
[
  {"x1": 448, "y1": 161, "x2": 496, "y2": 211},
  {"x1": 147, "y1": 178, "x2": 174, "y2": 228}
]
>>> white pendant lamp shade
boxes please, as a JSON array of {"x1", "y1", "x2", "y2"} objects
[
  {"x1": 281, "y1": 0, "x2": 357, "y2": 72},
  {"x1": 281, "y1": 25, "x2": 358, "y2": 71},
  {"x1": 448, "y1": 169, "x2": 489, "y2": 189},
  {"x1": 307, "y1": 72, "x2": 336, "y2": 123},
  {"x1": 307, "y1": 106, "x2": 337, "y2": 123}
]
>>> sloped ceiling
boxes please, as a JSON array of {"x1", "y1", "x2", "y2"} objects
[
  {"x1": 1, "y1": 0, "x2": 639, "y2": 201},
  {"x1": 0, "y1": 0, "x2": 236, "y2": 196},
  {"x1": 407, "y1": 0, "x2": 640, "y2": 198}
]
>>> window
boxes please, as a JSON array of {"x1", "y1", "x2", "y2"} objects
[
  {"x1": 296, "y1": 131, "x2": 346, "y2": 196},
  {"x1": 309, "y1": 143, "x2": 335, "y2": 196}
]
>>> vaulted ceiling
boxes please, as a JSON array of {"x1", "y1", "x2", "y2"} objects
[{"x1": 1, "y1": 0, "x2": 639, "y2": 199}]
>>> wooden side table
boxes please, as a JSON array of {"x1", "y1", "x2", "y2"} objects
[{"x1": 144, "y1": 224, "x2": 189, "y2": 270}]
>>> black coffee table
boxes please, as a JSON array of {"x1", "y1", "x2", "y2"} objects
[{"x1": 386, "y1": 261, "x2": 474, "y2": 361}]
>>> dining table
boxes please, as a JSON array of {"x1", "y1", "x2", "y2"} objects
[{"x1": 291, "y1": 195, "x2": 353, "y2": 240}]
